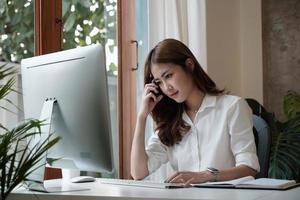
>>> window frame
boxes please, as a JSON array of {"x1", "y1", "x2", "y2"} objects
[
  {"x1": 35, "y1": 0, "x2": 62, "y2": 55},
  {"x1": 117, "y1": 0, "x2": 137, "y2": 179}
]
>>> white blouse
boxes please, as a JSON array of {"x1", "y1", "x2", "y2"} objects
[{"x1": 146, "y1": 94, "x2": 260, "y2": 175}]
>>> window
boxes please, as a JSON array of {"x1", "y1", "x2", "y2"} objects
[
  {"x1": 0, "y1": 0, "x2": 136, "y2": 179},
  {"x1": 0, "y1": 0, "x2": 34, "y2": 131},
  {"x1": 0, "y1": 0, "x2": 34, "y2": 63}
]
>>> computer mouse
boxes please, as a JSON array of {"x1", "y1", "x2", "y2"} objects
[{"x1": 70, "y1": 176, "x2": 96, "y2": 183}]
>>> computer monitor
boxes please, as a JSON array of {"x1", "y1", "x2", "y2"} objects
[{"x1": 21, "y1": 44, "x2": 113, "y2": 178}]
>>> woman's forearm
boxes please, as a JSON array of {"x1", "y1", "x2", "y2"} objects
[
  {"x1": 215, "y1": 165, "x2": 257, "y2": 182},
  {"x1": 167, "y1": 165, "x2": 256, "y2": 184},
  {"x1": 130, "y1": 114, "x2": 150, "y2": 180}
]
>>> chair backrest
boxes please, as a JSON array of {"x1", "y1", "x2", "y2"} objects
[
  {"x1": 246, "y1": 98, "x2": 277, "y2": 132},
  {"x1": 245, "y1": 98, "x2": 273, "y2": 178},
  {"x1": 252, "y1": 115, "x2": 271, "y2": 178}
]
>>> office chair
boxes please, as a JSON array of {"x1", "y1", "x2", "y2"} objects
[
  {"x1": 246, "y1": 98, "x2": 272, "y2": 178},
  {"x1": 252, "y1": 115, "x2": 271, "y2": 178},
  {"x1": 246, "y1": 98, "x2": 276, "y2": 132}
]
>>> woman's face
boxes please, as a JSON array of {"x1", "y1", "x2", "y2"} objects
[{"x1": 151, "y1": 63, "x2": 195, "y2": 103}]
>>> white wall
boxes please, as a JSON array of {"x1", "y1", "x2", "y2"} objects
[
  {"x1": 239, "y1": 0, "x2": 263, "y2": 103},
  {"x1": 206, "y1": 0, "x2": 241, "y2": 95},
  {"x1": 205, "y1": 0, "x2": 263, "y2": 103}
]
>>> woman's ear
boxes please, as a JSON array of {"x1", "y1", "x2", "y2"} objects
[{"x1": 185, "y1": 58, "x2": 195, "y2": 71}]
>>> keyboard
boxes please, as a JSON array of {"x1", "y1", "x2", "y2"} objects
[{"x1": 98, "y1": 178, "x2": 186, "y2": 189}]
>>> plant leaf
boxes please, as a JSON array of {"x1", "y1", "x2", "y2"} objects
[
  {"x1": 284, "y1": 90, "x2": 300, "y2": 119},
  {"x1": 1, "y1": 119, "x2": 60, "y2": 199},
  {"x1": 64, "y1": 13, "x2": 76, "y2": 32},
  {"x1": 269, "y1": 110, "x2": 300, "y2": 180},
  {"x1": 0, "y1": 77, "x2": 16, "y2": 101}
]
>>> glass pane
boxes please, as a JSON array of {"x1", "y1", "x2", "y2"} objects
[
  {"x1": 0, "y1": 0, "x2": 34, "y2": 63},
  {"x1": 0, "y1": 0, "x2": 34, "y2": 131},
  {"x1": 136, "y1": 0, "x2": 151, "y2": 142},
  {"x1": 62, "y1": 0, "x2": 118, "y2": 178}
]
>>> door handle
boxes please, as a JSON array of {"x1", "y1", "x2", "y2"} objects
[{"x1": 131, "y1": 40, "x2": 139, "y2": 71}]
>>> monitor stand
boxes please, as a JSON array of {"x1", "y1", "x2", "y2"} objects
[{"x1": 26, "y1": 98, "x2": 89, "y2": 193}]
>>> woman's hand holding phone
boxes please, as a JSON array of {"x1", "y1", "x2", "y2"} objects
[{"x1": 138, "y1": 82, "x2": 163, "y2": 118}]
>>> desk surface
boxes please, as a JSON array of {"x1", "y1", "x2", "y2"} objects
[{"x1": 9, "y1": 178, "x2": 300, "y2": 200}]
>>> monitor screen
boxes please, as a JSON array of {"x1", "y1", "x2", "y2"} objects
[{"x1": 21, "y1": 44, "x2": 113, "y2": 176}]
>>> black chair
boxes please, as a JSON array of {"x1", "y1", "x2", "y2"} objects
[
  {"x1": 246, "y1": 98, "x2": 276, "y2": 132},
  {"x1": 252, "y1": 115, "x2": 271, "y2": 178},
  {"x1": 246, "y1": 98, "x2": 272, "y2": 178}
]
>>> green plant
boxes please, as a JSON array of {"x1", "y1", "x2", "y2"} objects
[
  {"x1": 269, "y1": 90, "x2": 300, "y2": 181},
  {"x1": 0, "y1": 64, "x2": 60, "y2": 200}
]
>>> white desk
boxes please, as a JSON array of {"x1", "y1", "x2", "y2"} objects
[{"x1": 9, "y1": 178, "x2": 300, "y2": 200}]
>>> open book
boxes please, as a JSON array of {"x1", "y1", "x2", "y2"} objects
[{"x1": 191, "y1": 176, "x2": 299, "y2": 190}]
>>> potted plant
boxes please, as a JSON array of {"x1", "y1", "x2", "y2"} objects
[
  {"x1": 0, "y1": 64, "x2": 60, "y2": 200},
  {"x1": 246, "y1": 91, "x2": 299, "y2": 181},
  {"x1": 269, "y1": 90, "x2": 300, "y2": 181}
]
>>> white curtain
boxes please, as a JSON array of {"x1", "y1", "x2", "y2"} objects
[
  {"x1": 149, "y1": 0, "x2": 207, "y2": 70},
  {"x1": 145, "y1": 0, "x2": 207, "y2": 181}
]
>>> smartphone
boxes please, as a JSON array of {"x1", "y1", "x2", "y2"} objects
[{"x1": 152, "y1": 80, "x2": 162, "y2": 97}]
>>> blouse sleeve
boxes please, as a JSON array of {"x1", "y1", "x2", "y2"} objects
[
  {"x1": 145, "y1": 133, "x2": 169, "y2": 174},
  {"x1": 227, "y1": 98, "x2": 260, "y2": 172}
]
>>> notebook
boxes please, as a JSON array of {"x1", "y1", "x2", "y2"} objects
[{"x1": 191, "y1": 176, "x2": 299, "y2": 190}]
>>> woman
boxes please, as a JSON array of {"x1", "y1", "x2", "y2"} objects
[{"x1": 131, "y1": 38, "x2": 259, "y2": 184}]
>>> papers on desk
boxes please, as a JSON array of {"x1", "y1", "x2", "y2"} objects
[{"x1": 191, "y1": 176, "x2": 299, "y2": 190}]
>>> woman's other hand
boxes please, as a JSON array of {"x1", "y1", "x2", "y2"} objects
[{"x1": 165, "y1": 171, "x2": 212, "y2": 185}]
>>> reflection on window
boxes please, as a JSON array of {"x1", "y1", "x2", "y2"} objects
[{"x1": 0, "y1": 0, "x2": 34, "y2": 63}]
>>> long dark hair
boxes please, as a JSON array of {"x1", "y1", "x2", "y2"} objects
[{"x1": 144, "y1": 38, "x2": 224, "y2": 146}]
